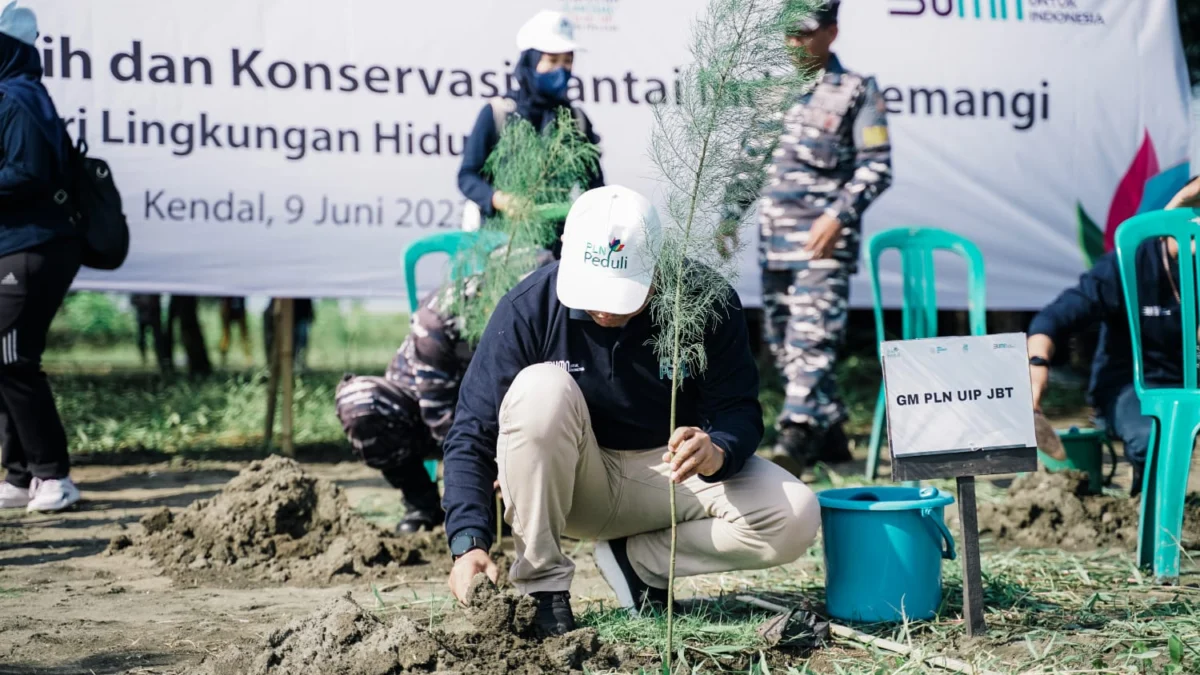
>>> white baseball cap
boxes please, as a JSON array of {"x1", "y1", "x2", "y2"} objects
[
  {"x1": 0, "y1": 1, "x2": 37, "y2": 46},
  {"x1": 557, "y1": 186, "x2": 661, "y2": 315},
  {"x1": 516, "y1": 10, "x2": 580, "y2": 54}
]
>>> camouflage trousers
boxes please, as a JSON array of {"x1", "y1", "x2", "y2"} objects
[{"x1": 762, "y1": 263, "x2": 851, "y2": 430}]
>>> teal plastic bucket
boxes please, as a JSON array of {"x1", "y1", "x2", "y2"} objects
[{"x1": 817, "y1": 486, "x2": 956, "y2": 623}]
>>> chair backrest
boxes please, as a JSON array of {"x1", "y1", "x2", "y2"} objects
[
  {"x1": 403, "y1": 231, "x2": 507, "y2": 313},
  {"x1": 1112, "y1": 208, "x2": 1200, "y2": 395},
  {"x1": 867, "y1": 227, "x2": 987, "y2": 350}
]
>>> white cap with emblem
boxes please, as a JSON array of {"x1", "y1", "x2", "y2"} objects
[
  {"x1": 516, "y1": 10, "x2": 580, "y2": 54},
  {"x1": 556, "y1": 186, "x2": 660, "y2": 315}
]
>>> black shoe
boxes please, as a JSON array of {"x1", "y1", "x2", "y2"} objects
[
  {"x1": 530, "y1": 591, "x2": 576, "y2": 638},
  {"x1": 397, "y1": 506, "x2": 444, "y2": 534},
  {"x1": 594, "y1": 538, "x2": 675, "y2": 616},
  {"x1": 769, "y1": 424, "x2": 818, "y2": 477},
  {"x1": 817, "y1": 423, "x2": 852, "y2": 465},
  {"x1": 1131, "y1": 462, "x2": 1145, "y2": 499}
]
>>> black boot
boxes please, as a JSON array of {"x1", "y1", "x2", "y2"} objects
[
  {"x1": 530, "y1": 591, "x2": 576, "y2": 638},
  {"x1": 769, "y1": 424, "x2": 820, "y2": 477},
  {"x1": 382, "y1": 466, "x2": 445, "y2": 534},
  {"x1": 817, "y1": 423, "x2": 852, "y2": 465},
  {"x1": 1130, "y1": 462, "x2": 1145, "y2": 499}
]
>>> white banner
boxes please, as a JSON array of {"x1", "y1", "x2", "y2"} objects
[
  {"x1": 31, "y1": 0, "x2": 1191, "y2": 310},
  {"x1": 882, "y1": 333, "x2": 1036, "y2": 457}
]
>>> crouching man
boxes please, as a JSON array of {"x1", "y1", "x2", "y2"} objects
[
  {"x1": 441, "y1": 185, "x2": 821, "y2": 638},
  {"x1": 334, "y1": 286, "x2": 473, "y2": 533}
]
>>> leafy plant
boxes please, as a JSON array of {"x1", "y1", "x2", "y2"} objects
[
  {"x1": 450, "y1": 107, "x2": 599, "y2": 345},
  {"x1": 644, "y1": 0, "x2": 816, "y2": 668}
]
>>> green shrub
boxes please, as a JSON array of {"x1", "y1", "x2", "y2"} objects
[{"x1": 48, "y1": 292, "x2": 137, "y2": 348}]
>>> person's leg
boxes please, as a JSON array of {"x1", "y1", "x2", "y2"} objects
[
  {"x1": 0, "y1": 251, "x2": 30, "y2": 500},
  {"x1": 496, "y1": 364, "x2": 620, "y2": 595},
  {"x1": 335, "y1": 375, "x2": 442, "y2": 531},
  {"x1": 218, "y1": 298, "x2": 232, "y2": 366},
  {"x1": 172, "y1": 296, "x2": 212, "y2": 376},
  {"x1": 598, "y1": 452, "x2": 820, "y2": 589},
  {"x1": 0, "y1": 240, "x2": 82, "y2": 510},
  {"x1": 778, "y1": 263, "x2": 850, "y2": 433},
  {"x1": 1104, "y1": 384, "x2": 1154, "y2": 496}
]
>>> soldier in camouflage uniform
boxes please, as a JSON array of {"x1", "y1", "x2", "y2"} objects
[
  {"x1": 335, "y1": 250, "x2": 554, "y2": 533},
  {"x1": 726, "y1": 1, "x2": 892, "y2": 474},
  {"x1": 335, "y1": 285, "x2": 473, "y2": 532}
]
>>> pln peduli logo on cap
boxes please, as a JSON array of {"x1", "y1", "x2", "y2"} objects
[{"x1": 557, "y1": 186, "x2": 661, "y2": 314}]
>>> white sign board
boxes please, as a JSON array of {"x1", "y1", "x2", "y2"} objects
[
  {"x1": 882, "y1": 333, "x2": 1037, "y2": 457},
  {"x1": 27, "y1": 0, "x2": 1192, "y2": 310}
]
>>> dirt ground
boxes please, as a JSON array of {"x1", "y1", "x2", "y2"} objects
[
  {"x1": 0, "y1": 460, "x2": 616, "y2": 675},
  {"x1": 3, "y1": 450, "x2": 1200, "y2": 675}
]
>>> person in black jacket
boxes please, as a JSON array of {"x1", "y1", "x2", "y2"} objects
[
  {"x1": 441, "y1": 186, "x2": 819, "y2": 638},
  {"x1": 1027, "y1": 176, "x2": 1200, "y2": 497},
  {"x1": 0, "y1": 2, "x2": 83, "y2": 513},
  {"x1": 457, "y1": 10, "x2": 604, "y2": 256}
]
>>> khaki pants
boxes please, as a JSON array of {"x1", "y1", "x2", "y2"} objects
[{"x1": 497, "y1": 364, "x2": 821, "y2": 594}]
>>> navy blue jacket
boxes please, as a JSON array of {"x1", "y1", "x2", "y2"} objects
[
  {"x1": 1028, "y1": 240, "x2": 1185, "y2": 409},
  {"x1": 0, "y1": 34, "x2": 72, "y2": 257},
  {"x1": 441, "y1": 262, "x2": 763, "y2": 548}
]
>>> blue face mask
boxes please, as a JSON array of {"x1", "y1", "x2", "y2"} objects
[{"x1": 534, "y1": 67, "x2": 571, "y2": 99}]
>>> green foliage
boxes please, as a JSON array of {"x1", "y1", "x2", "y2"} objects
[
  {"x1": 451, "y1": 107, "x2": 599, "y2": 344},
  {"x1": 48, "y1": 292, "x2": 137, "y2": 348},
  {"x1": 645, "y1": 0, "x2": 818, "y2": 667},
  {"x1": 647, "y1": 0, "x2": 815, "y2": 386}
]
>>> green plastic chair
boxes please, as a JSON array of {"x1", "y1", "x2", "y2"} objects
[
  {"x1": 864, "y1": 227, "x2": 988, "y2": 480},
  {"x1": 1113, "y1": 208, "x2": 1200, "y2": 583},
  {"x1": 403, "y1": 203, "x2": 571, "y2": 312},
  {"x1": 404, "y1": 229, "x2": 507, "y2": 484},
  {"x1": 403, "y1": 230, "x2": 509, "y2": 313}
]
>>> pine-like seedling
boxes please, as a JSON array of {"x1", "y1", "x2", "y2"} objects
[
  {"x1": 644, "y1": 0, "x2": 816, "y2": 669},
  {"x1": 451, "y1": 108, "x2": 599, "y2": 344}
]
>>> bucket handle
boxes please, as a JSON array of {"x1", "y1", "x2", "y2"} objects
[
  {"x1": 1103, "y1": 436, "x2": 1119, "y2": 486},
  {"x1": 921, "y1": 508, "x2": 957, "y2": 560}
]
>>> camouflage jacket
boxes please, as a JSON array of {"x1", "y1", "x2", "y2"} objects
[
  {"x1": 388, "y1": 249, "x2": 555, "y2": 443},
  {"x1": 727, "y1": 54, "x2": 892, "y2": 272},
  {"x1": 386, "y1": 287, "x2": 475, "y2": 444}
]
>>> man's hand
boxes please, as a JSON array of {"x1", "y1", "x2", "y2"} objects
[
  {"x1": 448, "y1": 548, "x2": 498, "y2": 605},
  {"x1": 803, "y1": 213, "x2": 844, "y2": 259},
  {"x1": 491, "y1": 191, "x2": 515, "y2": 213},
  {"x1": 1030, "y1": 363, "x2": 1050, "y2": 413},
  {"x1": 716, "y1": 219, "x2": 741, "y2": 260},
  {"x1": 664, "y1": 427, "x2": 726, "y2": 483},
  {"x1": 1167, "y1": 178, "x2": 1200, "y2": 210}
]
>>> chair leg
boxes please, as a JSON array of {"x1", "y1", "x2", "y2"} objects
[
  {"x1": 1149, "y1": 412, "x2": 1197, "y2": 584},
  {"x1": 866, "y1": 386, "x2": 887, "y2": 480},
  {"x1": 1137, "y1": 420, "x2": 1159, "y2": 571}
]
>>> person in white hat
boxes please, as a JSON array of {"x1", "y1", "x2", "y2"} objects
[
  {"x1": 440, "y1": 185, "x2": 820, "y2": 638},
  {"x1": 0, "y1": 1, "x2": 86, "y2": 514},
  {"x1": 457, "y1": 9, "x2": 605, "y2": 255}
]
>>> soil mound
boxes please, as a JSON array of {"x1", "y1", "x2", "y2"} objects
[
  {"x1": 194, "y1": 576, "x2": 627, "y2": 675},
  {"x1": 108, "y1": 456, "x2": 445, "y2": 585},
  {"x1": 978, "y1": 470, "x2": 1200, "y2": 551}
]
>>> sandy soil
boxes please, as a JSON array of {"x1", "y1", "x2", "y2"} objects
[
  {"x1": 0, "y1": 460, "x2": 624, "y2": 675},
  {"x1": 2, "y1": 446, "x2": 1199, "y2": 675}
]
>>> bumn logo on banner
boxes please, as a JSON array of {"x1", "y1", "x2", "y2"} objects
[{"x1": 887, "y1": 0, "x2": 1105, "y2": 25}]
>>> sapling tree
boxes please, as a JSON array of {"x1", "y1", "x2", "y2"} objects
[
  {"x1": 644, "y1": 0, "x2": 815, "y2": 668},
  {"x1": 451, "y1": 108, "x2": 599, "y2": 344}
]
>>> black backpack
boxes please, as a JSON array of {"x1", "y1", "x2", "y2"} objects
[{"x1": 52, "y1": 138, "x2": 130, "y2": 271}]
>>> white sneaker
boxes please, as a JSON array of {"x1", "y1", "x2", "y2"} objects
[
  {"x1": 0, "y1": 481, "x2": 29, "y2": 508},
  {"x1": 26, "y1": 477, "x2": 80, "y2": 512}
]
